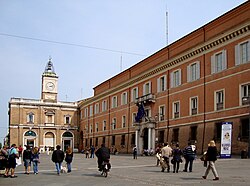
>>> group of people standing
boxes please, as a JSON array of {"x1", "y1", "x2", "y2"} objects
[{"x1": 155, "y1": 140, "x2": 219, "y2": 181}]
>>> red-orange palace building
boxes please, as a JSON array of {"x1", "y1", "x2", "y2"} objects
[
  {"x1": 78, "y1": 1, "x2": 250, "y2": 155},
  {"x1": 9, "y1": 2, "x2": 250, "y2": 155}
]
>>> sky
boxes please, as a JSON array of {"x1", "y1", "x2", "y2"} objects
[{"x1": 0, "y1": 0, "x2": 247, "y2": 144}]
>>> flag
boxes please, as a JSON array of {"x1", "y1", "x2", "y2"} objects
[{"x1": 135, "y1": 103, "x2": 145, "y2": 122}]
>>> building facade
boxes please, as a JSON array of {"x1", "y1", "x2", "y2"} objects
[
  {"x1": 78, "y1": 2, "x2": 250, "y2": 155},
  {"x1": 9, "y1": 60, "x2": 79, "y2": 152}
]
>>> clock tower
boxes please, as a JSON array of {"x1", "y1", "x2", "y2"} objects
[{"x1": 41, "y1": 58, "x2": 58, "y2": 102}]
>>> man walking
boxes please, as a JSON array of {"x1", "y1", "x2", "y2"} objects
[
  {"x1": 52, "y1": 145, "x2": 65, "y2": 175},
  {"x1": 183, "y1": 142, "x2": 196, "y2": 172},
  {"x1": 161, "y1": 143, "x2": 172, "y2": 172}
]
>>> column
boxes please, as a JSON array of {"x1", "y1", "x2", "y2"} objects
[
  {"x1": 135, "y1": 130, "x2": 138, "y2": 149},
  {"x1": 148, "y1": 128, "x2": 151, "y2": 150}
]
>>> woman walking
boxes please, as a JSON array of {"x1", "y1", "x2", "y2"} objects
[
  {"x1": 31, "y1": 147, "x2": 40, "y2": 174},
  {"x1": 202, "y1": 140, "x2": 219, "y2": 181},
  {"x1": 171, "y1": 144, "x2": 183, "y2": 173},
  {"x1": 65, "y1": 147, "x2": 73, "y2": 173}
]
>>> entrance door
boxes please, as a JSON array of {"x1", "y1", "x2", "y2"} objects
[
  {"x1": 143, "y1": 128, "x2": 148, "y2": 149},
  {"x1": 27, "y1": 139, "x2": 34, "y2": 148},
  {"x1": 63, "y1": 139, "x2": 71, "y2": 151}
]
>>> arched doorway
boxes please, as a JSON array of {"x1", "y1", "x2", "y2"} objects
[
  {"x1": 24, "y1": 131, "x2": 36, "y2": 148},
  {"x1": 62, "y1": 131, "x2": 73, "y2": 151},
  {"x1": 44, "y1": 132, "x2": 55, "y2": 150}
]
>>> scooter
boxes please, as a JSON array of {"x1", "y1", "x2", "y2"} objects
[{"x1": 100, "y1": 160, "x2": 111, "y2": 177}]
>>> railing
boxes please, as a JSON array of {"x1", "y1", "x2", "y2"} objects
[
  {"x1": 216, "y1": 102, "x2": 224, "y2": 110},
  {"x1": 135, "y1": 93, "x2": 155, "y2": 104},
  {"x1": 242, "y1": 97, "x2": 250, "y2": 105},
  {"x1": 191, "y1": 108, "x2": 197, "y2": 115}
]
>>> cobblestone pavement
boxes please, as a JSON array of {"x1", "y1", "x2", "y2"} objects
[{"x1": 0, "y1": 153, "x2": 250, "y2": 186}]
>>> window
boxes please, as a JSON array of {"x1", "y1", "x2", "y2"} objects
[
  {"x1": 131, "y1": 87, "x2": 138, "y2": 102},
  {"x1": 131, "y1": 134, "x2": 135, "y2": 145},
  {"x1": 211, "y1": 50, "x2": 227, "y2": 74},
  {"x1": 112, "y1": 96, "x2": 118, "y2": 108},
  {"x1": 95, "y1": 123, "x2": 98, "y2": 132},
  {"x1": 102, "y1": 100, "x2": 107, "y2": 112},
  {"x1": 84, "y1": 108, "x2": 88, "y2": 118},
  {"x1": 171, "y1": 69, "x2": 181, "y2": 88},
  {"x1": 121, "y1": 92, "x2": 128, "y2": 105},
  {"x1": 64, "y1": 115, "x2": 71, "y2": 124},
  {"x1": 27, "y1": 112, "x2": 34, "y2": 123},
  {"x1": 240, "y1": 118, "x2": 249, "y2": 140},
  {"x1": 172, "y1": 128, "x2": 179, "y2": 143},
  {"x1": 103, "y1": 120, "x2": 106, "y2": 131},
  {"x1": 173, "y1": 101, "x2": 180, "y2": 119},
  {"x1": 215, "y1": 90, "x2": 224, "y2": 110},
  {"x1": 235, "y1": 40, "x2": 250, "y2": 65},
  {"x1": 94, "y1": 103, "x2": 99, "y2": 114},
  {"x1": 187, "y1": 61, "x2": 200, "y2": 82},
  {"x1": 122, "y1": 115, "x2": 126, "y2": 128},
  {"x1": 143, "y1": 81, "x2": 151, "y2": 95},
  {"x1": 241, "y1": 83, "x2": 250, "y2": 105},
  {"x1": 215, "y1": 122, "x2": 222, "y2": 140},
  {"x1": 112, "y1": 118, "x2": 116, "y2": 129},
  {"x1": 89, "y1": 105, "x2": 93, "y2": 116},
  {"x1": 111, "y1": 136, "x2": 115, "y2": 146},
  {"x1": 132, "y1": 113, "x2": 137, "y2": 124},
  {"x1": 95, "y1": 138, "x2": 98, "y2": 147},
  {"x1": 190, "y1": 126, "x2": 197, "y2": 141},
  {"x1": 190, "y1": 97, "x2": 198, "y2": 115},
  {"x1": 157, "y1": 75, "x2": 167, "y2": 92},
  {"x1": 121, "y1": 135, "x2": 125, "y2": 145},
  {"x1": 159, "y1": 106, "x2": 165, "y2": 121},
  {"x1": 90, "y1": 124, "x2": 93, "y2": 133}
]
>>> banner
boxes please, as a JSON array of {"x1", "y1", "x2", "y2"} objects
[{"x1": 220, "y1": 122, "x2": 232, "y2": 158}]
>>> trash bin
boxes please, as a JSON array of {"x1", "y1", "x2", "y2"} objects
[{"x1": 241, "y1": 149, "x2": 247, "y2": 159}]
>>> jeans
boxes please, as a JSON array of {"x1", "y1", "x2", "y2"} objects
[
  {"x1": 67, "y1": 162, "x2": 71, "y2": 172},
  {"x1": 55, "y1": 162, "x2": 62, "y2": 174},
  {"x1": 184, "y1": 157, "x2": 194, "y2": 172},
  {"x1": 33, "y1": 161, "x2": 38, "y2": 173}
]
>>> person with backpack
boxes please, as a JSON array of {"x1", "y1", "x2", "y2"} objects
[
  {"x1": 4, "y1": 144, "x2": 19, "y2": 178},
  {"x1": 132, "y1": 145, "x2": 137, "y2": 159},
  {"x1": 31, "y1": 147, "x2": 40, "y2": 174}
]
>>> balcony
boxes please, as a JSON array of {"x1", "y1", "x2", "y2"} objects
[{"x1": 135, "y1": 93, "x2": 155, "y2": 105}]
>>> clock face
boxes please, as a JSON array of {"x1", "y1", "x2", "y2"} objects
[{"x1": 46, "y1": 82, "x2": 55, "y2": 91}]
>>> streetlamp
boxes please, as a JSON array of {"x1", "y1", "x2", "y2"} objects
[{"x1": 242, "y1": 96, "x2": 250, "y2": 158}]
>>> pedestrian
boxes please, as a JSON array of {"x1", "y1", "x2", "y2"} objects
[
  {"x1": 161, "y1": 143, "x2": 172, "y2": 172},
  {"x1": 18, "y1": 145, "x2": 23, "y2": 157},
  {"x1": 65, "y1": 147, "x2": 73, "y2": 173},
  {"x1": 31, "y1": 147, "x2": 40, "y2": 174},
  {"x1": 132, "y1": 145, "x2": 137, "y2": 159},
  {"x1": 183, "y1": 142, "x2": 196, "y2": 172},
  {"x1": 0, "y1": 145, "x2": 8, "y2": 172},
  {"x1": 90, "y1": 145, "x2": 95, "y2": 158},
  {"x1": 171, "y1": 144, "x2": 183, "y2": 173},
  {"x1": 23, "y1": 145, "x2": 32, "y2": 175},
  {"x1": 4, "y1": 144, "x2": 19, "y2": 178},
  {"x1": 85, "y1": 147, "x2": 89, "y2": 158},
  {"x1": 155, "y1": 144, "x2": 162, "y2": 166},
  {"x1": 51, "y1": 145, "x2": 65, "y2": 175},
  {"x1": 202, "y1": 140, "x2": 219, "y2": 181}
]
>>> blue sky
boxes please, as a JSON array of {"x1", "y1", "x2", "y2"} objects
[{"x1": 0, "y1": 0, "x2": 247, "y2": 144}]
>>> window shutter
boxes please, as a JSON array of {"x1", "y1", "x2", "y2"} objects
[
  {"x1": 223, "y1": 50, "x2": 227, "y2": 70},
  {"x1": 179, "y1": 70, "x2": 182, "y2": 86},
  {"x1": 187, "y1": 64, "x2": 190, "y2": 82},
  {"x1": 143, "y1": 84, "x2": 146, "y2": 95},
  {"x1": 235, "y1": 44, "x2": 240, "y2": 65},
  {"x1": 170, "y1": 72, "x2": 174, "y2": 88},
  {"x1": 157, "y1": 78, "x2": 160, "y2": 92},
  {"x1": 211, "y1": 54, "x2": 215, "y2": 74},
  {"x1": 197, "y1": 61, "x2": 200, "y2": 79},
  {"x1": 247, "y1": 40, "x2": 250, "y2": 62},
  {"x1": 149, "y1": 81, "x2": 151, "y2": 93},
  {"x1": 164, "y1": 75, "x2": 167, "y2": 91}
]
